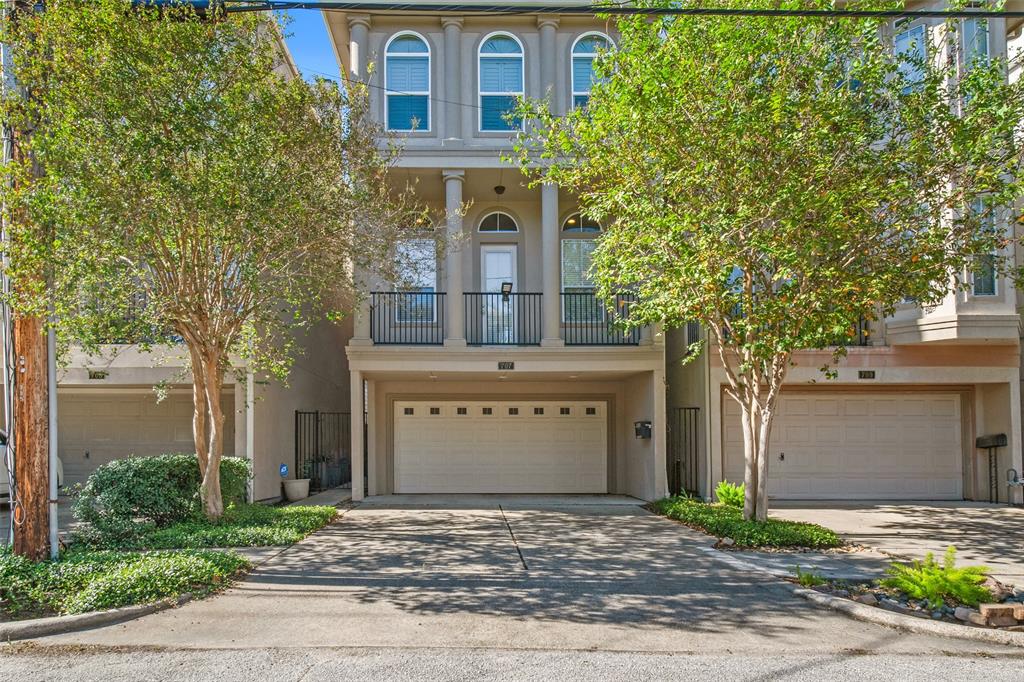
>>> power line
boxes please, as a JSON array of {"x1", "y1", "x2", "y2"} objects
[{"x1": 218, "y1": 1, "x2": 1024, "y2": 20}]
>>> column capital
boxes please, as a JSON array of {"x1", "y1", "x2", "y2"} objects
[
  {"x1": 348, "y1": 13, "x2": 372, "y2": 31},
  {"x1": 441, "y1": 16, "x2": 464, "y2": 30},
  {"x1": 442, "y1": 169, "x2": 466, "y2": 184},
  {"x1": 537, "y1": 15, "x2": 560, "y2": 30}
]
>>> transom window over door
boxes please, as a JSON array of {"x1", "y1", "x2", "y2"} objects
[
  {"x1": 478, "y1": 211, "x2": 519, "y2": 233},
  {"x1": 479, "y1": 33, "x2": 524, "y2": 131},
  {"x1": 571, "y1": 33, "x2": 612, "y2": 108},
  {"x1": 385, "y1": 33, "x2": 430, "y2": 132}
]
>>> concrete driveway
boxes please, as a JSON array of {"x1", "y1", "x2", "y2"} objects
[
  {"x1": 773, "y1": 501, "x2": 1024, "y2": 585},
  {"x1": 32, "y1": 497, "x2": 1017, "y2": 657}
]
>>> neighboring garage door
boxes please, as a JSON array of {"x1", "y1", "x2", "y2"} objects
[
  {"x1": 59, "y1": 392, "x2": 235, "y2": 486},
  {"x1": 394, "y1": 400, "x2": 607, "y2": 493},
  {"x1": 723, "y1": 392, "x2": 962, "y2": 500}
]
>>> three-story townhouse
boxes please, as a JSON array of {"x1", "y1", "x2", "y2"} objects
[{"x1": 326, "y1": 4, "x2": 669, "y2": 500}]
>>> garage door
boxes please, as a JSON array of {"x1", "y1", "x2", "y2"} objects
[
  {"x1": 723, "y1": 392, "x2": 962, "y2": 500},
  {"x1": 394, "y1": 400, "x2": 607, "y2": 493},
  {"x1": 59, "y1": 392, "x2": 235, "y2": 486}
]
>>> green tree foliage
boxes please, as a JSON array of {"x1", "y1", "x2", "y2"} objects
[
  {"x1": 515, "y1": 0, "x2": 1024, "y2": 520},
  {"x1": 1, "y1": 1, "x2": 433, "y2": 519}
]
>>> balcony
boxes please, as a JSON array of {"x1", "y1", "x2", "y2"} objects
[
  {"x1": 464, "y1": 292, "x2": 543, "y2": 346},
  {"x1": 368, "y1": 291, "x2": 644, "y2": 347},
  {"x1": 370, "y1": 292, "x2": 446, "y2": 345}
]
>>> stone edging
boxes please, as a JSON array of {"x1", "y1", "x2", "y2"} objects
[
  {"x1": 702, "y1": 546, "x2": 1024, "y2": 648},
  {"x1": 0, "y1": 593, "x2": 192, "y2": 642}
]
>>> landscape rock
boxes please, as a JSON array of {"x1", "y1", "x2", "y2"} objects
[
  {"x1": 720, "y1": 537, "x2": 735, "y2": 547},
  {"x1": 988, "y1": 615, "x2": 1018, "y2": 627},
  {"x1": 833, "y1": 589, "x2": 850, "y2": 599},
  {"x1": 954, "y1": 607, "x2": 976, "y2": 622},
  {"x1": 854, "y1": 594, "x2": 878, "y2": 606},
  {"x1": 1013, "y1": 603, "x2": 1024, "y2": 620},
  {"x1": 931, "y1": 611, "x2": 943, "y2": 620}
]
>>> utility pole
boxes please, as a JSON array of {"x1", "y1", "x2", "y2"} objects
[{"x1": 2, "y1": 0, "x2": 52, "y2": 561}]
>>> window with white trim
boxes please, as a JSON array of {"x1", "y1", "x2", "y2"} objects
[
  {"x1": 894, "y1": 23, "x2": 927, "y2": 92},
  {"x1": 571, "y1": 33, "x2": 612, "y2": 109},
  {"x1": 963, "y1": 17, "x2": 990, "y2": 70},
  {"x1": 385, "y1": 33, "x2": 430, "y2": 132},
  {"x1": 561, "y1": 213, "x2": 601, "y2": 322},
  {"x1": 395, "y1": 239, "x2": 437, "y2": 321},
  {"x1": 479, "y1": 33, "x2": 524, "y2": 131},
  {"x1": 971, "y1": 199, "x2": 997, "y2": 297}
]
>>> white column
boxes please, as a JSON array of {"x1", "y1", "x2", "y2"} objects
[
  {"x1": 365, "y1": 379, "x2": 377, "y2": 495},
  {"x1": 538, "y1": 16, "x2": 559, "y2": 110},
  {"x1": 443, "y1": 170, "x2": 466, "y2": 346},
  {"x1": 350, "y1": 369, "x2": 364, "y2": 501},
  {"x1": 541, "y1": 182, "x2": 563, "y2": 346},
  {"x1": 348, "y1": 15, "x2": 371, "y2": 81},
  {"x1": 653, "y1": 368, "x2": 668, "y2": 499},
  {"x1": 244, "y1": 370, "x2": 255, "y2": 503},
  {"x1": 442, "y1": 17, "x2": 463, "y2": 141},
  {"x1": 640, "y1": 323, "x2": 654, "y2": 346}
]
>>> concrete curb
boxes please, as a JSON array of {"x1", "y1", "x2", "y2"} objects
[
  {"x1": 0, "y1": 593, "x2": 191, "y2": 643},
  {"x1": 703, "y1": 546, "x2": 1024, "y2": 648}
]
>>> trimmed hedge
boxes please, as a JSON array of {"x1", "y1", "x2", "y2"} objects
[
  {"x1": 0, "y1": 546, "x2": 250, "y2": 618},
  {"x1": 652, "y1": 496, "x2": 842, "y2": 549},
  {"x1": 73, "y1": 454, "x2": 250, "y2": 540}
]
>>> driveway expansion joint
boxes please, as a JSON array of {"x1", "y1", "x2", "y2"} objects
[{"x1": 498, "y1": 505, "x2": 529, "y2": 571}]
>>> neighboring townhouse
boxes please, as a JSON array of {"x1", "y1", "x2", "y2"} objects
[
  {"x1": 324, "y1": 4, "x2": 668, "y2": 500},
  {"x1": 2, "y1": 29, "x2": 352, "y2": 504},
  {"x1": 668, "y1": 3, "x2": 1024, "y2": 506}
]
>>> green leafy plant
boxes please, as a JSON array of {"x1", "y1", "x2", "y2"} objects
[
  {"x1": 652, "y1": 497, "x2": 841, "y2": 549},
  {"x1": 73, "y1": 454, "x2": 250, "y2": 541},
  {"x1": 880, "y1": 546, "x2": 991, "y2": 609},
  {"x1": 715, "y1": 480, "x2": 745, "y2": 508},
  {"x1": 794, "y1": 566, "x2": 827, "y2": 587},
  {"x1": 1, "y1": 546, "x2": 250, "y2": 619}
]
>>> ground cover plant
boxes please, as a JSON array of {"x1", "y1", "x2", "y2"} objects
[
  {"x1": 0, "y1": 547, "x2": 250, "y2": 620},
  {"x1": 652, "y1": 496, "x2": 842, "y2": 549},
  {"x1": 880, "y1": 546, "x2": 992, "y2": 609}
]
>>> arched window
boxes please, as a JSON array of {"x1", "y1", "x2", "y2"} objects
[
  {"x1": 561, "y1": 212, "x2": 601, "y2": 233},
  {"x1": 571, "y1": 33, "x2": 612, "y2": 108},
  {"x1": 479, "y1": 32, "x2": 524, "y2": 131},
  {"x1": 385, "y1": 33, "x2": 430, "y2": 132},
  {"x1": 479, "y1": 211, "x2": 519, "y2": 233}
]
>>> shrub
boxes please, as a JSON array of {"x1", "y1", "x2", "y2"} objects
[
  {"x1": 1, "y1": 546, "x2": 250, "y2": 618},
  {"x1": 73, "y1": 454, "x2": 251, "y2": 540},
  {"x1": 715, "y1": 480, "x2": 745, "y2": 508},
  {"x1": 880, "y1": 546, "x2": 991, "y2": 609},
  {"x1": 651, "y1": 496, "x2": 842, "y2": 549}
]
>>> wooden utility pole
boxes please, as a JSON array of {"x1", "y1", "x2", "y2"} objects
[{"x1": 5, "y1": 0, "x2": 50, "y2": 561}]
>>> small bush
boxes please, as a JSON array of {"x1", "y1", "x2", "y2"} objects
[
  {"x1": 73, "y1": 454, "x2": 251, "y2": 540},
  {"x1": 652, "y1": 496, "x2": 842, "y2": 549},
  {"x1": 0, "y1": 546, "x2": 250, "y2": 619},
  {"x1": 715, "y1": 480, "x2": 745, "y2": 508},
  {"x1": 880, "y1": 546, "x2": 991, "y2": 609}
]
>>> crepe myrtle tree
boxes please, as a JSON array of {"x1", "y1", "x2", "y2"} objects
[
  {"x1": 514, "y1": 0, "x2": 1024, "y2": 520},
  {"x1": 1, "y1": 0, "x2": 435, "y2": 519}
]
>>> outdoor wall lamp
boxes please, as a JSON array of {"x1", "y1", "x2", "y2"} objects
[
  {"x1": 500, "y1": 281, "x2": 513, "y2": 302},
  {"x1": 634, "y1": 421, "x2": 652, "y2": 439}
]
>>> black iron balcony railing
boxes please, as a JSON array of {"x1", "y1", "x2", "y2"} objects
[
  {"x1": 464, "y1": 292, "x2": 542, "y2": 346},
  {"x1": 561, "y1": 292, "x2": 640, "y2": 346},
  {"x1": 830, "y1": 317, "x2": 872, "y2": 347},
  {"x1": 371, "y1": 291, "x2": 446, "y2": 345}
]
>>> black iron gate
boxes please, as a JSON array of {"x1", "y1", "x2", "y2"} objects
[
  {"x1": 295, "y1": 411, "x2": 351, "y2": 492},
  {"x1": 668, "y1": 407, "x2": 701, "y2": 496}
]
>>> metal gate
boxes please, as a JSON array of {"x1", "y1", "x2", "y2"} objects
[
  {"x1": 668, "y1": 407, "x2": 701, "y2": 496},
  {"x1": 295, "y1": 411, "x2": 351, "y2": 493}
]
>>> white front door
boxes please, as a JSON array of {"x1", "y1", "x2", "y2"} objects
[
  {"x1": 394, "y1": 400, "x2": 608, "y2": 493},
  {"x1": 480, "y1": 245, "x2": 517, "y2": 343}
]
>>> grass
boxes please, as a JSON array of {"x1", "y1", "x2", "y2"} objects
[
  {"x1": 76, "y1": 503, "x2": 338, "y2": 550},
  {"x1": 0, "y1": 546, "x2": 250, "y2": 619},
  {"x1": 651, "y1": 496, "x2": 843, "y2": 549}
]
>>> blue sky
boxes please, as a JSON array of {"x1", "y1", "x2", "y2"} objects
[{"x1": 278, "y1": 10, "x2": 340, "y2": 81}]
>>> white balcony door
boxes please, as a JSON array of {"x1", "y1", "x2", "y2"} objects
[{"x1": 480, "y1": 245, "x2": 517, "y2": 343}]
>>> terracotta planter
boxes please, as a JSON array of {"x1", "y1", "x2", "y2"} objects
[{"x1": 283, "y1": 478, "x2": 310, "y2": 502}]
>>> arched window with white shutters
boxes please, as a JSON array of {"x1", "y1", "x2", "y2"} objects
[
  {"x1": 571, "y1": 33, "x2": 612, "y2": 108},
  {"x1": 385, "y1": 32, "x2": 430, "y2": 132},
  {"x1": 478, "y1": 32, "x2": 524, "y2": 131}
]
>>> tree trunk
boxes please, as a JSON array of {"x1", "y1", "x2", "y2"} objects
[
  {"x1": 187, "y1": 345, "x2": 209, "y2": 476},
  {"x1": 755, "y1": 410, "x2": 773, "y2": 522},
  {"x1": 739, "y1": 400, "x2": 758, "y2": 521},
  {"x1": 198, "y1": 348, "x2": 225, "y2": 521},
  {"x1": 12, "y1": 314, "x2": 49, "y2": 560}
]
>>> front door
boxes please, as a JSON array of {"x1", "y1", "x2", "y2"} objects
[{"x1": 480, "y1": 245, "x2": 518, "y2": 344}]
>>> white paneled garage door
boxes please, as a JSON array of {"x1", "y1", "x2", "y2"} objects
[
  {"x1": 394, "y1": 400, "x2": 607, "y2": 493},
  {"x1": 723, "y1": 392, "x2": 962, "y2": 500}
]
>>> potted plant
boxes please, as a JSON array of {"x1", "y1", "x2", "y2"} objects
[{"x1": 282, "y1": 462, "x2": 312, "y2": 502}]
